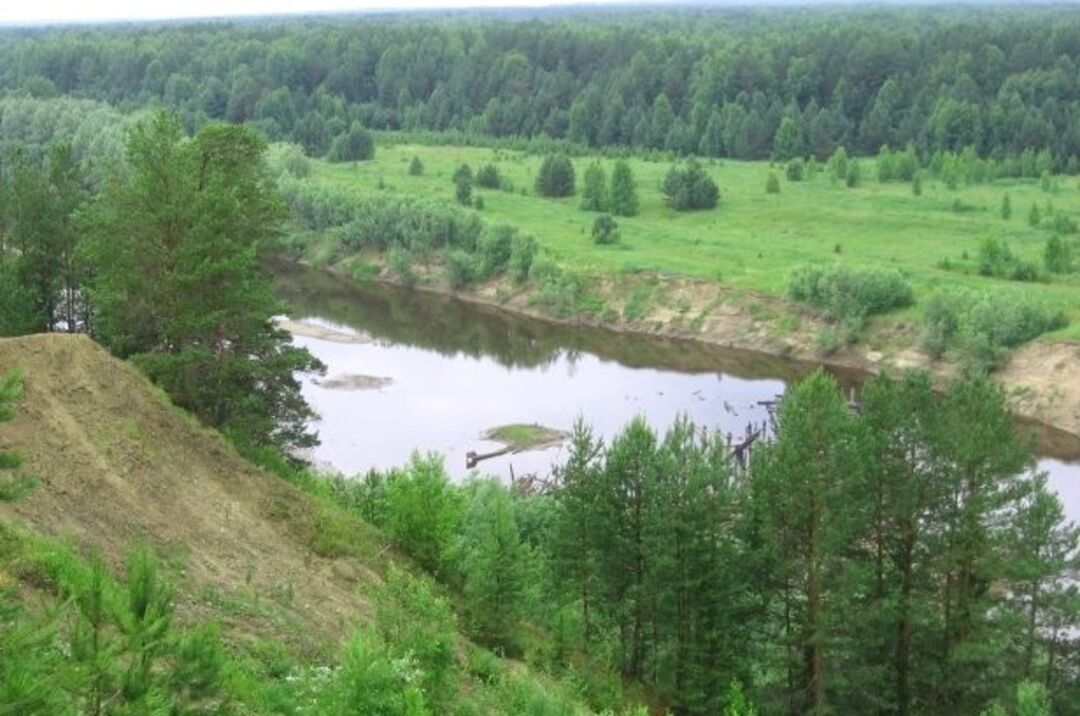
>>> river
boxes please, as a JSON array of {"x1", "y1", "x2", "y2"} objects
[{"x1": 275, "y1": 265, "x2": 1080, "y2": 523}]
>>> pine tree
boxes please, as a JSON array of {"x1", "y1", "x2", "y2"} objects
[
  {"x1": 408, "y1": 156, "x2": 424, "y2": 176},
  {"x1": 82, "y1": 112, "x2": 323, "y2": 452},
  {"x1": 552, "y1": 420, "x2": 604, "y2": 646},
  {"x1": 609, "y1": 160, "x2": 639, "y2": 217},
  {"x1": 1001, "y1": 193, "x2": 1012, "y2": 220},
  {"x1": 534, "y1": 154, "x2": 575, "y2": 198},
  {"x1": 750, "y1": 370, "x2": 863, "y2": 715},
  {"x1": 461, "y1": 481, "x2": 526, "y2": 650},
  {"x1": 580, "y1": 161, "x2": 607, "y2": 211},
  {"x1": 933, "y1": 373, "x2": 1031, "y2": 711}
]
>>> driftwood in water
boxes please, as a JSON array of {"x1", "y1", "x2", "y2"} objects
[{"x1": 466, "y1": 446, "x2": 513, "y2": 469}]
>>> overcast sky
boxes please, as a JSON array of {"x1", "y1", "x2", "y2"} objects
[{"x1": 3, "y1": 0, "x2": 667, "y2": 24}]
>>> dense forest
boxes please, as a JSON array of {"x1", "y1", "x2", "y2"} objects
[{"x1": 2, "y1": 7, "x2": 1080, "y2": 166}]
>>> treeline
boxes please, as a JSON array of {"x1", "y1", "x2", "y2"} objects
[
  {"x1": 3, "y1": 7, "x2": 1080, "y2": 165},
  {"x1": 321, "y1": 369, "x2": 1080, "y2": 716}
]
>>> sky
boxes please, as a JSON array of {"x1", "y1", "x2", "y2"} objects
[{"x1": 2, "y1": 0, "x2": 659, "y2": 25}]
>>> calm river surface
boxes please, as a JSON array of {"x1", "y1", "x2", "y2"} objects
[{"x1": 275, "y1": 265, "x2": 1080, "y2": 523}]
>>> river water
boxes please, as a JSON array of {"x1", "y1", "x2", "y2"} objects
[{"x1": 275, "y1": 265, "x2": 1080, "y2": 523}]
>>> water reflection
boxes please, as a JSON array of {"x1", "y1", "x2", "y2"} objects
[{"x1": 275, "y1": 264, "x2": 1080, "y2": 523}]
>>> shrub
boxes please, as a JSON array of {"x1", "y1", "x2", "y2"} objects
[
  {"x1": 455, "y1": 177, "x2": 472, "y2": 207},
  {"x1": 477, "y1": 225, "x2": 515, "y2": 278},
  {"x1": 591, "y1": 214, "x2": 620, "y2": 245},
  {"x1": 785, "y1": 159, "x2": 804, "y2": 181},
  {"x1": 788, "y1": 264, "x2": 914, "y2": 321},
  {"x1": 529, "y1": 258, "x2": 601, "y2": 318},
  {"x1": 445, "y1": 249, "x2": 476, "y2": 290},
  {"x1": 765, "y1": 172, "x2": 781, "y2": 194},
  {"x1": 580, "y1": 161, "x2": 607, "y2": 211},
  {"x1": 408, "y1": 156, "x2": 424, "y2": 176},
  {"x1": 387, "y1": 247, "x2": 416, "y2": 288},
  {"x1": 976, "y1": 237, "x2": 1041, "y2": 282},
  {"x1": 270, "y1": 142, "x2": 310, "y2": 178},
  {"x1": 508, "y1": 233, "x2": 537, "y2": 285},
  {"x1": 327, "y1": 123, "x2": 375, "y2": 162},
  {"x1": 1044, "y1": 235, "x2": 1074, "y2": 274},
  {"x1": 922, "y1": 288, "x2": 1067, "y2": 369},
  {"x1": 534, "y1": 153, "x2": 575, "y2": 197},
  {"x1": 662, "y1": 160, "x2": 719, "y2": 211},
  {"x1": 475, "y1": 163, "x2": 501, "y2": 189},
  {"x1": 827, "y1": 146, "x2": 849, "y2": 182},
  {"x1": 382, "y1": 453, "x2": 463, "y2": 575},
  {"x1": 845, "y1": 159, "x2": 862, "y2": 188},
  {"x1": 1000, "y1": 193, "x2": 1011, "y2": 220}
]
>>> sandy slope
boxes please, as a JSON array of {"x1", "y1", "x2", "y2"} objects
[{"x1": 0, "y1": 333, "x2": 379, "y2": 651}]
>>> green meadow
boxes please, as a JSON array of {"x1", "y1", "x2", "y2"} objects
[{"x1": 309, "y1": 142, "x2": 1080, "y2": 340}]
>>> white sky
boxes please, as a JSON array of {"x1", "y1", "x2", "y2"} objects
[{"x1": 1, "y1": 0, "x2": 653, "y2": 25}]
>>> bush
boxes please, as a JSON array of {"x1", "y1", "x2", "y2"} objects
[
  {"x1": 387, "y1": 246, "x2": 416, "y2": 288},
  {"x1": 765, "y1": 172, "x2": 781, "y2": 194},
  {"x1": 662, "y1": 160, "x2": 718, "y2": 211},
  {"x1": 845, "y1": 159, "x2": 862, "y2": 188},
  {"x1": 922, "y1": 288, "x2": 1067, "y2": 369},
  {"x1": 785, "y1": 159, "x2": 804, "y2": 181},
  {"x1": 445, "y1": 249, "x2": 476, "y2": 290},
  {"x1": 591, "y1": 214, "x2": 620, "y2": 245},
  {"x1": 788, "y1": 264, "x2": 914, "y2": 321},
  {"x1": 529, "y1": 258, "x2": 601, "y2": 318},
  {"x1": 827, "y1": 146, "x2": 849, "y2": 182},
  {"x1": 508, "y1": 233, "x2": 537, "y2": 285},
  {"x1": 382, "y1": 453, "x2": 463, "y2": 575},
  {"x1": 408, "y1": 156, "x2": 424, "y2": 176},
  {"x1": 580, "y1": 161, "x2": 607, "y2": 211},
  {"x1": 1044, "y1": 235, "x2": 1074, "y2": 274},
  {"x1": 477, "y1": 225, "x2": 515, "y2": 278},
  {"x1": 976, "y1": 237, "x2": 1041, "y2": 282},
  {"x1": 327, "y1": 123, "x2": 375, "y2": 162},
  {"x1": 475, "y1": 163, "x2": 501, "y2": 189},
  {"x1": 269, "y1": 142, "x2": 310, "y2": 178},
  {"x1": 534, "y1": 154, "x2": 575, "y2": 197},
  {"x1": 279, "y1": 178, "x2": 483, "y2": 253}
]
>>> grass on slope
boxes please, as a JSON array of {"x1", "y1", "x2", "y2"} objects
[{"x1": 309, "y1": 142, "x2": 1080, "y2": 340}]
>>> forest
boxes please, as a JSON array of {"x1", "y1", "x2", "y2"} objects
[
  {"x1": 1, "y1": 6, "x2": 1080, "y2": 166},
  {"x1": 0, "y1": 4, "x2": 1078, "y2": 716}
]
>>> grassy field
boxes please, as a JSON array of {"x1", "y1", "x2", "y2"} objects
[{"x1": 308, "y1": 142, "x2": 1080, "y2": 340}]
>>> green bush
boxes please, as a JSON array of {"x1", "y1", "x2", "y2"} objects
[
  {"x1": 408, "y1": 156, "x2": 424, "y2": 176},
  {"x1": 509, "y1": 233, "x2": 537, "y2": 285},
  {"x1": 976, "y1": 237, "x2": 1041, "y2": 282},
  {"x1": 788, "y1": 264, "x2": 914, "y2": 321},
  {"x1": 534, "y1": 154, "x2": 575, "y2": 198},
  {"x1": 922, "y1": 288, "x2": 1067, "y2": 369},
  {"x1": 785, "y1": 159, "x2": 804, "y2": 181},
  {"x1": 591, "y1": 214, "x2": 620, "y2": 245},
  {"x1": 387, "y1": 246, "x2": 417, "y2": 288},
  {"x1": 475, "y1": 163, "x2": 501, "y2": 189},
  {"x1": 662, "y1": 160, "x2": 718, "y2": 211},
  {"x1": 327, "y1": 123, "x2": 375, "y2": 162},
  {"x1": 765, "y1": 172, "x2": 780, "y2": 194},
  {"x1": 445, "y1": 249, "x2": 476, "y2": 290},
  {"x1": 477, "y1": 225, "x2": 515, "y2": 278},
  {"x1": 1044, "y1": 235, "x2": 1074, "y2": 274}
]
